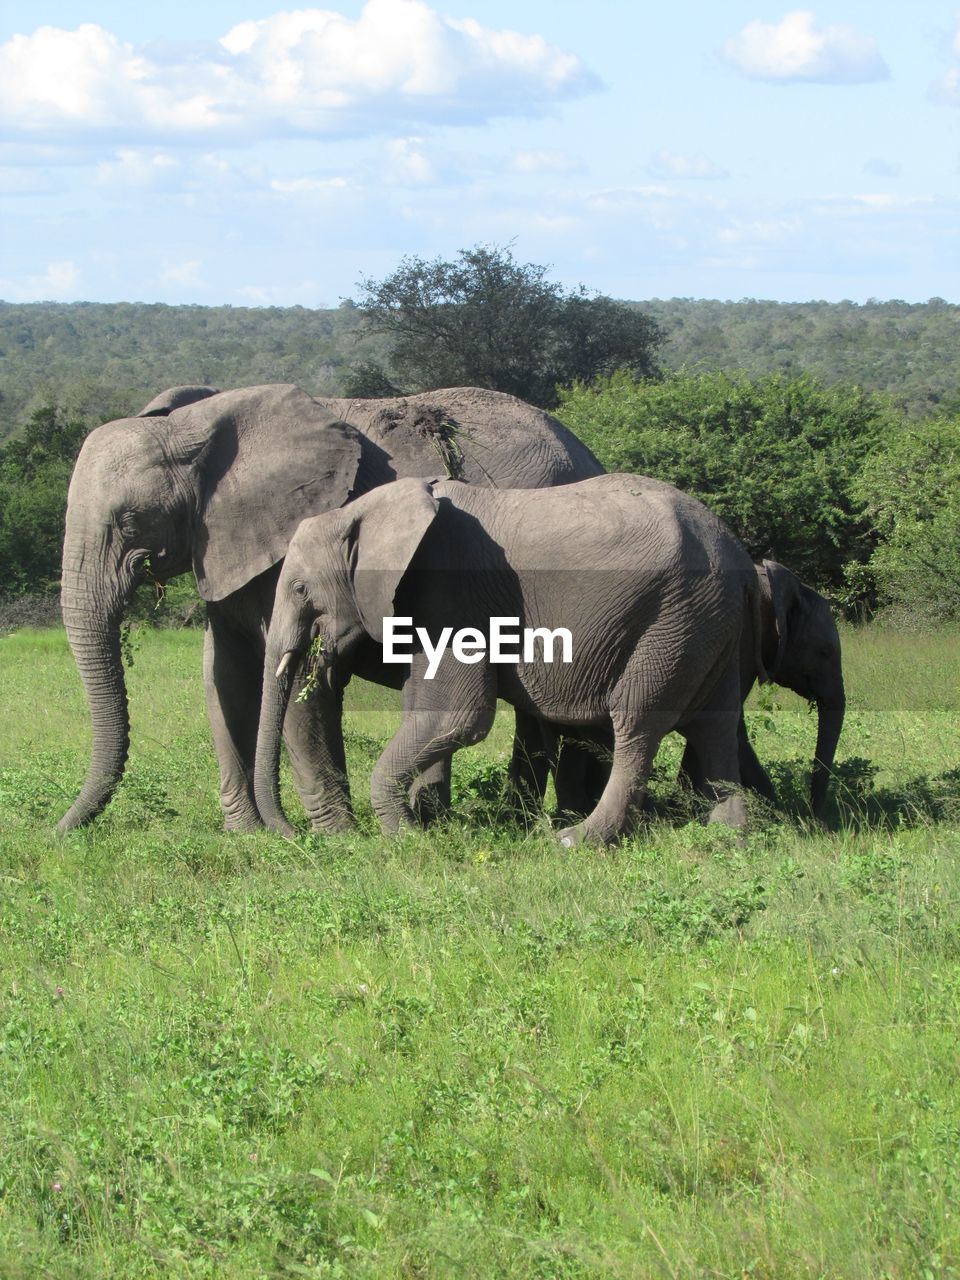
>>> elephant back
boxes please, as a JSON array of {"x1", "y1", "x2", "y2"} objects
[
  {"x1": 138, "y1": 385, "x2": 221, "y2": 416},
  {"x1": 316, "y1": 387, "x2": 604, "y2": 489}
]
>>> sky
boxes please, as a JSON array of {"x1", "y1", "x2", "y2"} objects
[{"x1": 1, "y1": 1, "x2": 958, "y2": 306}]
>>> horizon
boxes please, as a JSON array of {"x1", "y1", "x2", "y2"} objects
[{"x1": 3, "y1": 294, "x2": 957, "y2": 310}]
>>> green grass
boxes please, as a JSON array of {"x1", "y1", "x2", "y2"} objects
[{"x1": 0, "y1": 624, "x2": 959, "y2": 1277}]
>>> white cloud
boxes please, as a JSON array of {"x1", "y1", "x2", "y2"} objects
[
  {"x1": 41, "y1": 260, "x2": 80, "y2": 293},
  {"x1": 159, "y1": 259, "x2": 203, "y2": 287},
  {"x1": 717, "y1": 216, "x2": 801, "y2": 245},
  {"x1": 848, "y1": 193, "x2": 932, "y2": 209},
  {"x1": 385, "y1": 137, "x2": 438, "y2": 186},
  {"x1": 270, "y1": 175, "x2": 349, "y2": 193},
  {"x1": 0, "y1": 259, "x2": 80, "y2": 300},
  {"x1": 0, "y1": 3, "x2": 596, "y2": 144},
  {"x1": 721, "y1": 10, "x2": 889, "y2": 84},
  {"x1": 931, "y1": 19, "x2": 960, "y2": 104},
  {"x1": 646, "y1": 150, "x2": 728, "y2": 180},
  {"x1": 510, "y1": 149, "x2": 582, "y2": 175},
  {"x1": 96, "y1": 149, "x2": 180, "y2": 187}
]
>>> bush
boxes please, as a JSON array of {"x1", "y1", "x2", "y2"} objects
[
  {"x1": 557, "y1": 370, "x2": 894, "y2": 594},
  {"x1": 0, "y1": 406, "x2": 91, "y2": 595},
  {"x1": 853, "y1": 418, "x2": 960, "y2": 621}
]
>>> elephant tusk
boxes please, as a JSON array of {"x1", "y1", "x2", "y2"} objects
[{"x1": 275, "y1": 651, "x2": 296, "y2": 681}]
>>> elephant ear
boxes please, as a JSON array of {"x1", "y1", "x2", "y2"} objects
[
  {"x1": 138, "y1": 386, "x2": 221, "y2": 416},
  {"x1": 172, "y1": 384, "x2": 363, "y2": 602},
  {"x1": 344, "y1": 478, "x2": 440, "y2": 641},
  {"x1": 762, "y1": 559, "x2": 803, "y2": 676}
]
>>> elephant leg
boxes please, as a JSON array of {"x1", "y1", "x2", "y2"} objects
[
  {"x1": 506, "y1": 710, "x2": 553, "y2": 823},
  {"x1": 737, "y1": 715, "x2": 778, "y2": 807},
  {"x1": 678, "y1": 740, "x2": 698, "y2": 791},
  {"x1": 680, "y1": 712, "x2": 748, "y2": 830},
  {"x1": 553, "y1": 736, "x2": 594, "y2": 822},
  {"x1": 372, "y1": 697, "x2": 496, "y2": 835},
  {"x1": 281, "y1": 681, "x2": 355, "y2": 833},
  {"x1": 203, "y1": 613, "x2": 263, "y2": 832},
  {"x1": 408, "y1": 759, "x2": 452, "y2": 825},
  {"x1": 555, "y1": 734, "x2": 614, "y2": 821},
  {"x1": 557, "y1": 718, "x2": 660, "y2": 847},
  {"x1": 403, "y1": 679, "x2": 452, "y2": 825}
]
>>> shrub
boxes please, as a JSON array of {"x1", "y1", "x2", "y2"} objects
[
  {"x1": 853, "y1": 418, "x2": 960, "y2": 621},
  {"x1": 558, "y1": 370, "x2": 894, "y2": 593}
]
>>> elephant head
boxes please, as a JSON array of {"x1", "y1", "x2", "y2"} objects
[
  {"x1": 58, "y1": 384, "x2": 362, "y2": 832},
  {"x1": 254, "y1": 478, "x2": 440, "y2": 836},
  {"x1": 759, "y1": 559, "x2": 845, "y2": 815}
]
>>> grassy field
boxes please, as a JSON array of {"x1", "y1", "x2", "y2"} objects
[{"x1": 0, "y1": 624, "x2": 959, "y2": 1278}]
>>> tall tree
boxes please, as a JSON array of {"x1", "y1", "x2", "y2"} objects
[{"x1": 351, "y1": 243, "x2": 662, "y2": 407}]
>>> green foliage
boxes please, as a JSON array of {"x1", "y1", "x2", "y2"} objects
[
  {"x1": 1, "y1": 627, "x2": 960, "y2": 1274},
  {"x1": 644, "y1": 296, "x2": 960, "y2": 417},
  {"x1": 353, "y1": 243, "x2": 662, "y2": 407},
  {"x1": 5, "y1": 296, "x2": 960, "y2": 443},
  {"x1": 558, "y1": 369, "x2": 892, "y2": 592},
  {"x1": 0, "y1": 299, "x2": 387, "y2": 441},
  {"x1": 340, "y1": 359, "x2": 404, "y2": 399},
  {"x1": 854, "y1": 418, "x2": 960, "y2": 620},
  {"x1": 0, "y1": 405, "x2": 91, "y2": 593}
]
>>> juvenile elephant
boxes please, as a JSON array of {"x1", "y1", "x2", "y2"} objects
[
  {"x1": 732, "y1": 559, "x2": 845, "y2": 814},
  {"x1": 58, "y1": 383, "x2": 603, "y2": 833},
  {"x1": 544, "y1": 559, "x2": 845, "y2": 819},
  {"x1": 254, "y1": 475, "x2": 766, "y2": 846}
]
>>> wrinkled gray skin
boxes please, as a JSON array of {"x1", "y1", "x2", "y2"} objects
[
  {"x1": 546, "y1": 558, "x2": 845, "y2": 820},
  {"x1": 255, "y1": 474, "x2": 765, "y2": 847},
  {"x1": 58, "y1": 383, "x2": 603, "y2": 834},
  {"x1": 733, "y1": 559, "x2": 845, "y2": 815}
]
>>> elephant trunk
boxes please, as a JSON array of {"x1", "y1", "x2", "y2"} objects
[
  {"x1": 253, "y1": 647, "x2": 298, "y2": 838},
  {"x1": 811, "y1": 691, "x2": 845, "y2": 816},
  {"x1": 58, "y1": 578, "x2": 131, "y2": 832}
]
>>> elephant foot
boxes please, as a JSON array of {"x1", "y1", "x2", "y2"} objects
[
  {"x1": 309, "y1": 812, "x2": 356, "y2": 834},
  {"x1": 557, "y1": 822, "x2": 614, "y2": 848},
  {"x1": 223, "y1": 812, "x2": 264, "y2": 834},
  {"x1": 706, "y1": 792, "x2": 748, "y2": 830}
]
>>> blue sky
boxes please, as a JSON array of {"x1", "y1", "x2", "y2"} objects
[{"x1": 1, "y1": 2, "x2": 958, "y2": 305}]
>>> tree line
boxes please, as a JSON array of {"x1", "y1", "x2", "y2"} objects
[
  {"x1": 4, "y1": 262, "x2": 960, "y2": 443},
  {"x1": 1, "y1": 244, "x2": 958, "y2": 624}
]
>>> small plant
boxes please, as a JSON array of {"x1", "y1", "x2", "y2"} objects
[
  {"x1": 118, "y1": 619, "x2": 142, "y2": 668},
  {"x1": 294, "y1": 634, "x2": 325, "y2": 703}
]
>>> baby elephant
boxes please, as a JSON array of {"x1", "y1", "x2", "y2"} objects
[
  {"x1": 548, "y1": 560, "x2": 847, "y2": 821},
  {"x1": 254, "y1": 474, "x2": 765, "y2": 846}
]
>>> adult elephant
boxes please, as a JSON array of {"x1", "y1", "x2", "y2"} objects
[{"x1": 57, "y1": 383, "x2": 603, "y2": 834}]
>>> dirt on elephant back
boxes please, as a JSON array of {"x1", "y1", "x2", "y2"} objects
[{"x1": 370, "y1": 401, "x2": 467, "y2": 479}]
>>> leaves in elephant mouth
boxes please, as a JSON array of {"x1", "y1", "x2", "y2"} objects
[
  {"x1": 295, "y1": 634, "x2": 326, "y2": 704},
  {"x1": 119, "y1": 620, "x2": 142, "y2": 668}
]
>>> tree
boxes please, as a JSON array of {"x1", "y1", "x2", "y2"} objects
[
  {"x1": 0, "y1": 405, "x2": 90, "y2": 594},
  {"x1": 557, "y1": 370, "x2": 894, "y2": 595},
  {"x1": 340, "y1": 360, "x2": 404, "y2": 399},
  {"x1": 351, "y1": 243, "x2": 662, "y2": 407},
  {"x1": 853, "y1": 418, "x2": 960, "y2": 620}
]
